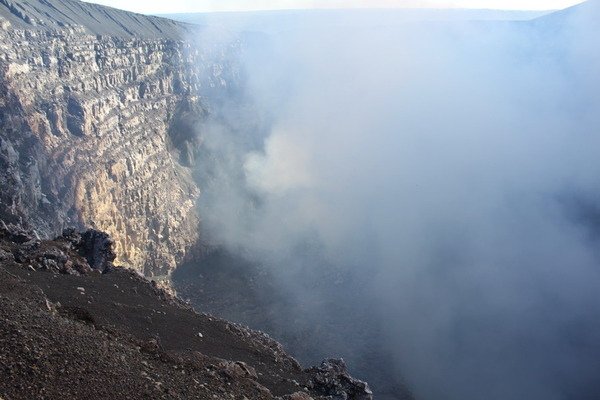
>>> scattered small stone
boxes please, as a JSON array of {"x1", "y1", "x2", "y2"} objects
[
  {"x1": 218, "y1": 361, "x2": 258, "y2": 380},
  {"x1": 285, "y1": 392, "x2": 314, "y2": 400},
  {"x1": 0, "y1": 248, "x2": 13, "y2": 262}
]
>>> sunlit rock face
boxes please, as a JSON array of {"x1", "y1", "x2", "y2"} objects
[{"x1": 0, "y1": 0, "x2": 238, "y2": 276}]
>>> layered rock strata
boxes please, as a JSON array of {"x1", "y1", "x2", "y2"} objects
[{"x1": 0, "y1": 0, "x2": 238, "y2": 276}]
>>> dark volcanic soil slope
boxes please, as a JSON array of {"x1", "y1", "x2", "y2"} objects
[
  {"x1": 0, "y1": 266, "x2": 273, "y2": 400},
  {"x1": 0, "y1": 226, "x2": 373, "y2": 400}
]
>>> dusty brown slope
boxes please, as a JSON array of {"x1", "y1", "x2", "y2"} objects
[{"x1": 0, "y1": 225, "x2": 373, "y2": 400}]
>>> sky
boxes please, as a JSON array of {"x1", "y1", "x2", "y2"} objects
[{"x1": 82, "y1": 0, "x2": 585, "y2": 14}]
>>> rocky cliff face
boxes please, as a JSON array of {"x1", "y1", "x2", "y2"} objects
[{"x1": 0, "y1": 0, "x2": 238, "y2": 276}]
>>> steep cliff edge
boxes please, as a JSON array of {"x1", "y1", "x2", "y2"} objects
[
  {"x1": 0, "y1": 0, "x2": 236, "y2": 276},
  {"x1": 0, "y1": 3, "x2": 377, "y2": 398}
]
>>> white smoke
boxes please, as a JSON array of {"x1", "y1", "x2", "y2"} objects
[
  {"x1": 244, "y1": 130, "x2": 315, "y2": 194},
  {"x1": 189, "y1": 3, "x2": 600, "y2": 399}
]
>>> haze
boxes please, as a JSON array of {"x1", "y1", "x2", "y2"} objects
[{"x1": 170, "y1": 1, "x2": 600, "y2": 399}]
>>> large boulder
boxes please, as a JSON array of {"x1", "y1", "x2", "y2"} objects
[
  {"x1": 307, "y1": 359, "x2": 373, "y2": 400},
  {"x1": 62, "y1": 228, "x2": 116, "y2": 273}
]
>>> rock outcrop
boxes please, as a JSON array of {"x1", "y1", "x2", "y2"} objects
[
  {"x1": 307, "y1": 359, "x2": 373, "y2": 400},
  {"x1": 0, "y1": 0, "x2": 239, "y2": 277},
  {"x1": 0, "y1": 221, "x2": 117, "y2": 274}
]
